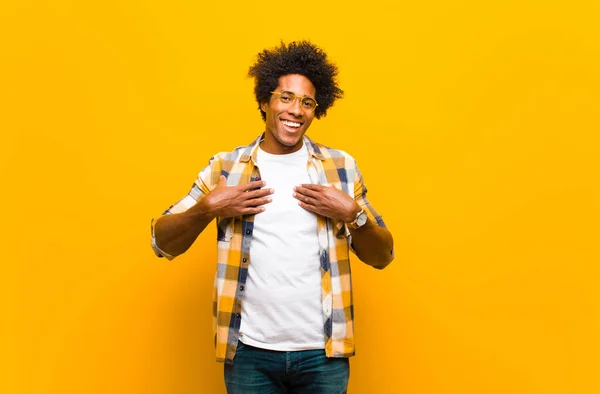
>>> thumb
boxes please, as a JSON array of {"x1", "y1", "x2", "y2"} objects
[{"x1": 219, "y1": 175, "x2": 227, "y2": 186}]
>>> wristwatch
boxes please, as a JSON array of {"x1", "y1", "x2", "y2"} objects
[{"x1": 346, "y1": 209, "x2": 368, "y2": 230}]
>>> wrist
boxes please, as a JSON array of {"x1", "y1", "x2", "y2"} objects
[
  {"x1": 345, "y1": 202, "x2": 369, "y2": 230},
  {"x1": 189, "y1": 197, "x2": 217, "y2": 220},
  {"x1": 345, "y1": 203, "x2": 362, "y2": 223}
]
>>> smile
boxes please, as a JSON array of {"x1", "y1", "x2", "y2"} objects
[{"x1": 281, "y1": 119, "x2": 302, "y2": 129}]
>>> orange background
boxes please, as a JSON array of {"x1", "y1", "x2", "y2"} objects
[{"x1": 2, "y1": 1, "x2": 599, "y2": 393}]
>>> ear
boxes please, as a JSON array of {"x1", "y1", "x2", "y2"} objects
[{"x1": 260, "y1": 101, "x2": 268, "y2": 113}]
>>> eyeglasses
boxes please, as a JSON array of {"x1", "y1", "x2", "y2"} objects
[{"x1": 270, "y1": 91, "x2": 319, "y2": 112}]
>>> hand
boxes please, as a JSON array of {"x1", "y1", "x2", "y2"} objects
[
  {"x1": 198, "y1": 176, "x2": 273, "y2": 218},
  {"x1": 293, "y1": 184, "x2": 360, "y2": 222}
]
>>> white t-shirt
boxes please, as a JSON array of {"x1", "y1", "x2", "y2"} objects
[{"x1": 239, "y1": 145, "x2": 325, "y2": 351}]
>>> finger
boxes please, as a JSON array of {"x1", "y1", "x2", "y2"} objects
[
  {"x1": 297, "y1": 183, "x2": 323, "y2": 191},
  {"x1": 293, "y1": 186, "x2": 320, "y2": 198},
  {"x1": 219, "y1": 175, "x2": 227, "y2": 186},
  {"x1": 293, "y1": 192, "x2": 317, "y2": 205},
  {"x1": 240, "y1": 180, "x2": 267, "y2": 191},
  {"x1": 297, "y1": 200, "x2": 319, "y2": 214},
  {"x1": 243, "y1": 206, "x2": 266, "y2": 215},
  {"x1": 245, "y1": 188, "x2": 274, "y2": 199},
  {"x1": 244, "y1": 196, "x2": 273, "y2": 207}
]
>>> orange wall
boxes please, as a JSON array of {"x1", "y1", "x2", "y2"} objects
[{"x1": 2, "y1": 1, "x2": 599, "y2": 393}]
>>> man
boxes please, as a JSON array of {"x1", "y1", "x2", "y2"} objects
[{"x1": 151, "y1": 41, "x2": 394, "y2": 393}]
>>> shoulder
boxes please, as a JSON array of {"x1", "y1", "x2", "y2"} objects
[
  {"x1": 206, "y1": 136, "x2": 260, "y2": 167},
  {"x1": 210, "y1": 146, "x2": 246, "y2": 163},
  {"x1": 309, "y1": 139, "x2": 357, "y2": 168},
  {"x1": 196, "y1": 141, "x2": 255, "y2": 189}
]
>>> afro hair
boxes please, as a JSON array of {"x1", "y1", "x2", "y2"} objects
[{"x1": 248, "y1": 41, "x2": 344, "y2": 120}]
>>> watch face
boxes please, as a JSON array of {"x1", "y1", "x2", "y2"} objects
[{"x1": 357, "y1": 211, "x2": 368, "y2": 226}]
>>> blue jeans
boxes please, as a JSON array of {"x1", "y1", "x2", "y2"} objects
[{"x1": 224, "y1": 341, "x2": 350, "y2": 394}]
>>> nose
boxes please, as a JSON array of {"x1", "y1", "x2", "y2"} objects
[{"x1": 287, "y1": 98, "x2": 303, "y2": 117}]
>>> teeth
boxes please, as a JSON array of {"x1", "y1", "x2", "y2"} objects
[{"x1": 282, "y1": 120, "x2": 301, "y2": 128}]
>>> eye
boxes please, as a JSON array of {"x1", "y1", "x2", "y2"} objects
[
  {"x1": 279, "y1": 92, "x2": 293, "y2": 102},
  {"x1": 302, "y1": 99, "x2": 315, "y2": 109}
]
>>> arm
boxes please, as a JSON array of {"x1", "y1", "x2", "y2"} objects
[
  {"x1": 152, "y1": 175, "x2": 273, "y2": 259},
  {"x1": 346, "y1": 163, "x2": 394, "y2": 269},
  {"x1": 346, "y1": 206, "x2": 394, "y2": 269},
  {"x1": 152, "y1": 198, "x2": 216, "y2": 258},
  {"x1": 293, "y1": 162, "x2": 394, "y2": 270}
]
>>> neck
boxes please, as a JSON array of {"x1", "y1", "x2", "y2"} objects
[{"x1": 260, "y1": 136, "x2": 304, "y2": 155}]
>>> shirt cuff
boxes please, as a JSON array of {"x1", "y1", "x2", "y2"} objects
[{"x1": 150, "y1": 218, "x2": 175, "y2": 261}]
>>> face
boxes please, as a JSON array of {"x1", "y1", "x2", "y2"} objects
[{"x1": 260, "y1": 74, "x2": 316, "y2": 154}]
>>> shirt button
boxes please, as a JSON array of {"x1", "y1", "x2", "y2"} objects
[
  {"x1": 245, "y1": 230, "x2": 251, "y2": 235},
  {"x1": 242, "y1": 258, "x2": 247, "y2": 262},
  {"x1": 239, "y1": 285, "x2": 244, "y2": 291}
]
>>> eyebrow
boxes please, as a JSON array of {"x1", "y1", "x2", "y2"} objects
[{"x1": 279, "y1": 90, "x2": 315, "y2": 99}]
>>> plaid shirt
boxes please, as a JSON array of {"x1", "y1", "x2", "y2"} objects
[{"x1": 151, "y1": 134, "x2": 388, "y2": 363}]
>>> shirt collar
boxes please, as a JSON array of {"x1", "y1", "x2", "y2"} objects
[{"x1": 239, "y1": 133, "x2": 326, "y2": 163}]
